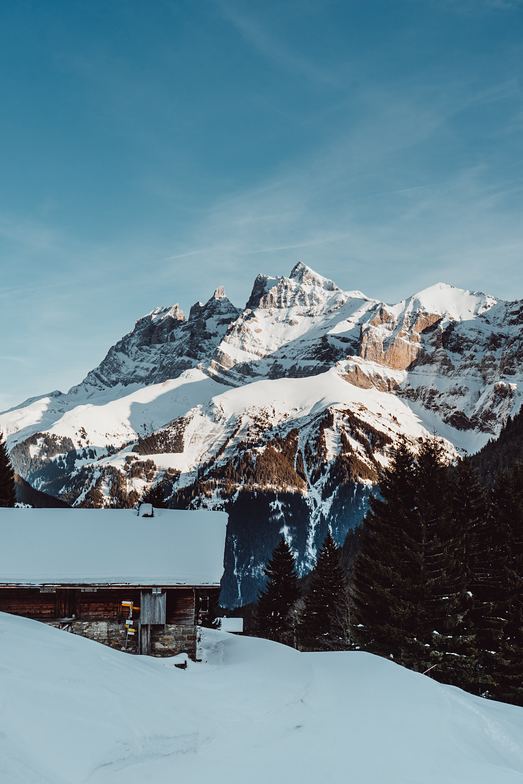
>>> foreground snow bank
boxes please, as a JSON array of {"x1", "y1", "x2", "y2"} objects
[{"x1": 0, "y1": 613, "x2": 522, "y2": 784}]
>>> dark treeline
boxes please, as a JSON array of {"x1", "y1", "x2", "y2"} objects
[
  {"x1": 0, "y1": 433, "x2": 16, "y2": 508},
  {"x1": 469, "y1": 408, "x2": 523, "y2": 481},
  {"x1": 255, "y1": 532, "x2": 351, "y2": 652},
  {"x1": 254, "y1": 435, "x2": 522, "y2": 707}
]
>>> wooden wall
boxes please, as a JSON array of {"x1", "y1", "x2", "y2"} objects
[
  {"x1": 166, "y1": 589, "x2": 195, "y2": 625},
  {"x1": 0, "y1": 586, "x2": 219, "y2": 626},
  {"x1": 76, "y1": 589, "x2": 140, "y2": 621},
  {"x1": 0, "y1": 588, "x2": 57, "y2": 619}
]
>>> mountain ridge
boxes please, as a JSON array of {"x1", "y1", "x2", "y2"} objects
[{"x1": 2, "y1": 263, "x2": 521, "y2": 605}]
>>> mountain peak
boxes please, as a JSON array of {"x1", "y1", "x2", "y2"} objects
[
  {"x1": 246, "y1": 273, "x2": 279, "y2": 309},
  {"x1": 147, "y1": 304, "x2": 185, "y2": 323},
  {"x1": 404, "y1": 282, "x2": 497, "y2": 321},
  {"x1": 289, "y1": 262, "x2": 339, "y2": 292},
  {"x1": 189, "y1": 288, "x2": 239, "y2": 321},
  {"x1": 166, "y1": 304, "x2": 185, "y2": 321},
  {"x1": 289, "y1": 261, "x2": 311, "y2": 278}
]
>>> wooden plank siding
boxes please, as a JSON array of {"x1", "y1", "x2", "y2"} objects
[
  {"x1": 76, "y1": 590, "x2": 141, "y2": 621},
  {"x1": 0, "y1": 587, "x2": 203, "y2": 625},
  {"x1": 140, "y1": 591, "x2": 167, "y2": 625},
  {"x1": 0, "y1": 588, "x2": 57, "y2": 619},
  {"x1": 166, "y1": 589, "x2": 195, "y2": 625}
]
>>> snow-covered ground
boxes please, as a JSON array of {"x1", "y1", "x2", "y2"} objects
[{"x1": 1, "y1": 613, "x2": 522, "y2": 784}]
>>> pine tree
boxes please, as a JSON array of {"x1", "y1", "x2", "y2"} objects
[
  {"x1": 351, "y1": 437, "x2": 472, "y2": 675},
  {"x1": 351, "y1": 430, "x2": 520, "y2": 702},
  {"x1": 430, "y1": 460, "x2": 480, "y2": 691},
  {"x1": 467, "y1": 472, "x2": 511, "y2": 698},
  {"x1": 256, "y1": 537, "x2": 299, "y2": 645},
  {"x1": 299, "y1": 533, "x2": 350, "y2": 651},
  {"x1": 0, "y1": 433, "x2": 16, "y2": 507},
  {"x1": 396, "y1": 436, "x2": 451, "y2": 672},
  {"x1": 488, "y1": 464, "x2": 523, "y2": 705},
  {"x1": 350, "y1": 438, "x2": 419, "y2": 661}
]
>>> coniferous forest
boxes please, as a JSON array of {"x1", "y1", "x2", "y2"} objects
[
  {"x1": 254, "y1": 414, "x2": 523, "y2": 708},
  {"x1": 0, "y1": 433, "x2": 16, "y2": 508}
]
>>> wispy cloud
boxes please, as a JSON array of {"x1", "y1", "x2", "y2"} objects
[
  {"x1": 2, "y1": 0, "x2": 522, "y2": 407},
  {"x1": 0, "y1": 355, "x2": 30, "y2": 366},
  {"x1": 215, "y1": 1, "x2": 341, "y2": 87},
  {"x1": 0, "y1": 213, "x2": 65, "y2": 254},
  {"x1": 162, "y1": 78, "x2": 523, "y2": 303}
]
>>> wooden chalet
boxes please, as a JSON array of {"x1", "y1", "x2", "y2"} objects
[{"x1": 0, "y1": 504, "x2": 227, "y2": 657}]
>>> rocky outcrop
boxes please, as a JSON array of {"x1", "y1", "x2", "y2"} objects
[
  {"x1": 69, "y1": 289, "x2": 240, "y2": 397},
  {"x1": 360, "y1": 308, "x2": 442, "y2": 370},
  {"x1": 208, "y1": 263, "x2": 375, "y2": 384}
]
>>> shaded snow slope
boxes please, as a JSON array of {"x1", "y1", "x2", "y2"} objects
[
  {"x1": 0, "y1": 369, "x2": 227, "y2": 450},
  {"x1": 1, "y1": 614, "x2": 522, "y2": 784}
]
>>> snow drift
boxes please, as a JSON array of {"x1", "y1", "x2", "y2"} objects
[{"x1": 1, "y1": 612, "x2": 522, "y2": 784}]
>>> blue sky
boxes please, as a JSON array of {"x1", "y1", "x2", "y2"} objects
[{"x1": 1, "y1": 0, "x2": 522, "y2": 408}]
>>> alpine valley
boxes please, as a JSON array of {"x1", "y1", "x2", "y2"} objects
[{"x1": 2, "y1": 263, "x2": 522, "y2": 606}]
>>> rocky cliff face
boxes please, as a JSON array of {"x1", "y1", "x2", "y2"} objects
[
  {"x1": 208, "y1": 262, "x2": 374, "y2": 384},
  {"x1": 69, "y1": 289, "x2": 240, "y2": 396},
  {"x1": 2, "y1": 264, "x2": 521, "y2": 605}
]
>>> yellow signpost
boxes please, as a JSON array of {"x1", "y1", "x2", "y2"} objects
[{"x1": 121, "y1": 601, "x2": 139, "y2": 648}]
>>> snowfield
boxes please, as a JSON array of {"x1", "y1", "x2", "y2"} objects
[{"x1": 1, "y1": 613, "x2": 522, "y2": 784}]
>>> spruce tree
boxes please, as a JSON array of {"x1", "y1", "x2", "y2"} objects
[
  {"x1": 350, "y1": 438, "x2": 419, "y2": 661},
  {"x1": 299, "y1": 533, "x2": 350, "y2": 651},
  {"x1": 467, "y1": 472, "x2": 511, "y2": 698},
  {"x1": 488, "y1": 465, "x2": 523, "y2": 705},
  {"x1": 430, "y1": 460, "x2": 480, "y2": 691},
  {"x1": 351, "y1": 431, "x2": 521, "y2": 702},
  {"x1": 399, "y1": 436, "x2": 450, "y2": 672},
  {"x1": 0, "y1": 433, "x2": 16, "y2": 507},
  {"x1": 256, "y1": 537, "x2": 299, "y2": 645},
  {"x1": 351, "y1": 437, "x2": 467, "y2": 675}
]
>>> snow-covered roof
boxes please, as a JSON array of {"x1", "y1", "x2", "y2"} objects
[{"x1": 0, "y1": 507, "x2": 227, "y2": 586}]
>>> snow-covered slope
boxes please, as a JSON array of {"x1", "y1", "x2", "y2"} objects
[
  {"x1": 1, "y1": 613, "x2": 522, "y2": 784},
  {"x1": 1, "y1": 263, "x2": 522, "y2": 604},
  {"x1": 389, "y1": 281, "x2": 497, "y2": 322}
]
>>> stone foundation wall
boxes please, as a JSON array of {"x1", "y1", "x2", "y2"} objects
[
  {"x1": 48, "y1": 620, "x2": 197, "y2": 658},
  {"x1": 49, "y1": 620, "x2": 127, "y2": 650},
  {"x1": 152, "y1": 624, "x2": 196, "y2": 656}
]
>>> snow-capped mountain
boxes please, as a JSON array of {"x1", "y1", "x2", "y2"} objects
[
  {"x1": 71, "y1": 287, "x2": 240, "y2": 396},
  {"x1": 2, "y1": 263, "x2": 522, "y2": 605},
  {"x1": 208, "y1": 263, "x2": 373, "y2": 384}
]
